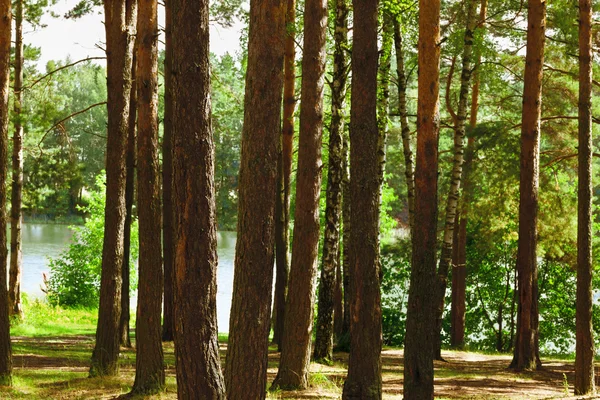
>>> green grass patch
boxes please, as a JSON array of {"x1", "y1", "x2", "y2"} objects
[{"x1": 12, "y1": 298, "x2": 97, "y2": 337}]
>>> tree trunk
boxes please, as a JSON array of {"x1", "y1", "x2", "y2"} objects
[
  {"x1": 90, "y1": 0, "x2": 137, "y2": 377},
  {"x1": 393, "y1": 18, "x2": 414, "y2": 233},
  {"x1": 224, "y1": 0, "x2": 286, "y2": 398},
  {"x1": 272, "y1": 0, "x2": 296, "y2": 351},
  {"x1": 171, "y1": 0, "x2": 226, "y2": 397},
  {"x1": 433, "y1": 0, "x2": 477, "y2": 360},
  {"x1": 272, "y1": 0, "x2": 327, "y2": 389},
  {"x1": 131, "y1": 0, "x2": 164, "y2": 393},
  {"x1": 339, "y1": 131, "x2": 351, "y2": 347},
  {"x1": 341, "y1": 1, "x2": 381, "y2": 398},
  {"x1": 8, "y1": 0, "x2": 23, "y2": 319},
  {"x1": 450, "y1": 0, "x2": 487, "y2": 349},
  {"x1": 161, "y1": 0, "x2": 175, "y2": 343},
  {"x1": 377, "y1": 12, "x2": 392, "y2": 196},
  {"x1": 575, "y1": 0, "x2": 594, "y2": 394},
  {"x1": 510, "y1": 0, "x2": 545, "y2": 372},
  {"x1": 313, "y1": 0, "x2": 348, "y2": 363},
  {"x1": 119, "y1": 41, "x2": 137, "y2": 349},
  {"x1": 403, "y1": 0, "x2": 440, "y2": 396},
  {"x1": 0, "y1": 0, "x2": 12, "y2": 385}
]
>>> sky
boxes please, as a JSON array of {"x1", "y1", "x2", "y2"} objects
[{"x1": 26, "y1": 0, "x2": 243, "y2": 71}]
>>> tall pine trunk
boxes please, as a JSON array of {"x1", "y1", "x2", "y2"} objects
[
  {"x1": 9, "y1": 0, "x2": 23, "y2": 319},
  {"x1": 171, "y1": 0, "x2": 225, "y2": 396},
  {"x1": 272, "y1": 0, "x2": 296, "y2": 350},
  {"x1": 393, "y1": 18, "x2": 414, "y2": 233},
  {"x1": 574, "y1": 0, "x2": 594, "y2": 393},
  {"x1": 403, "y1": 0, "x2": 440, "y2": 396},
  {"x1": 272, "y1": 0, "x2": 327, "y2": 388},
  {"x1": 341, "y1": 0, "x2": 381, "y2": 398},
  {"x1": 510, "y1": 0, "x2": 545, "y2": 372},
  {"x1": 313, "y1": 0, "x2": 348, "y2": 363},
  {"x1": 119, "y1": 41, "x2": 137, "y2": 349},
  {"x1": 90, "y1": 0, "x2": 137, "y2": 377},
  {"x1": 161, "y1": 0, "x2": 175, "y2": 343},
  {"x1": 131, "y1": 0, "x2": 164, "y2": 393},
  {"x1": 0, "y1": 0, "x2": 11, "y2": 385},
  {"x1": 450, "y1": 0, "x2": 487, "y2": 348},
  {"x1": 433, "y1": 0, "x2": 477, "y2": 360},
  {"x1": 224, "y1": 0, "x2": 286, "y2": 397}
]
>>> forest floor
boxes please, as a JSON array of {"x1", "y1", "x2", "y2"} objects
[{"x1": 0, "y1": 333, "x2": 596, "y2": 399}]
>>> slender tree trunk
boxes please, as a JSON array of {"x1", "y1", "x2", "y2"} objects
[
  {"x1": 377, "y1": 12, "x2": 392, "y2": 196},
  {"x1": 120, "y1": 42, "x2": 137, "y2": 349},
  {"x1": 450, "y1": 0, "x2": 487, "y2": 349},
  {"x1": 90, "y1": 0, "x2": 137, "y2": 377},
  {"x1": 313, "y1": 0, "x2": 348, "y2": 363},
  {"x1": 272, "y1": 0, "x2": 327, "y2": 388},
  {"x1": 131, "y1": 0, "x2": 164, "y2": 393},
  {"x1": 171, "y1": 0, "x2": 225, "y2": 396},
  {"x1": 575, "y1": 0, "x2": 594, "y2": 394},
  {"x1": 433, "y1": 0, "x2": 477, "y2": 360},
  {"x1": 161, "y1": 0, "x2": 175, "y2": 343},
  {"x1": 510, "y1": 0, "x2": 545, "y2": 372},
  {"x1": 272, "y1": 0, "x2": 296, "y2": 350},
  {"x1": 8, "y1": 0, "x2": 23, "y2": 319},
  {"x1": 393, "y1": 18, "x2": 414, "y2": 233},
  {"x1": 0, "y1": 0, "x2": 12, "y2": 385},
  {"x1": 333, "y1": 245, "x2": 344, "y2": 339},
  {"x1": 339, "y1": 131, "x2": 351, "y2": 347},
  {"x1": 341, "y1": 1, "x2": 381, "y2": 399},
  {"x1": 224, "y1": 0, "x2": 286, "y2": 398},
  {"x1": 403, "y1": 0, "x2": 440, "y2": 396}
]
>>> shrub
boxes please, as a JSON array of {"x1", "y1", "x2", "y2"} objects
[{"x1": 46, "y1": 174, "x2": 138, "y2": 308}]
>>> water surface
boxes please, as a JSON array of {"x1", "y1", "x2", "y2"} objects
[{"x1": 15, "y1": 224, "x2": 237, "y2": 332}]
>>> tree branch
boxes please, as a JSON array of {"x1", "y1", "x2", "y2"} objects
[{"x1": 23, "y1": 57, "x2": 106, "y2": 91}]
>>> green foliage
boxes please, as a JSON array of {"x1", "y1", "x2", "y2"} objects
[
  {"x1": 380, "y1": 239, "x2": 411, "y2": 346},
  {"x1": 46, "y1": 174, "x2": 138, "y2": 308},
  {"x1": 211, "y1": 53, "x2": 244, "y2": 230}
]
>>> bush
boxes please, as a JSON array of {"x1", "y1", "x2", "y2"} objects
[
  {"x1": 380, "y1": 239, "x2": 411, "y2": 346},
  {"x1": 46, "y1": 174, "x2": 138, "y2": 308}
]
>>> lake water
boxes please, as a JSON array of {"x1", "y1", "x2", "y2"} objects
[{"x1": 15, "y1": 224, "x2": 237, "y2": 332}]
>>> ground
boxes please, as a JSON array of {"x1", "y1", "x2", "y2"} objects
[{"x1": 1, "y1": 333, "x2": 595, "y2": 399}]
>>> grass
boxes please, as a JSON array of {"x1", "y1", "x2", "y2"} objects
[
  {"x1": 12, "y1": 298, "x2": 97, "y2": 338},
  {"x1": 0, "y1": 298, "x2": 588, "y2": 399}
]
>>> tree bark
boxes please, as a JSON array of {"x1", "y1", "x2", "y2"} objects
[
  {"x1": 377, "y1": 12, "x2": 392, "y2": 197},
  {"x1": 339, "y1": 131, "x2": 351, "y2": 346},
  {"x1": 393, "y1": 18, "x2": 414, "y2": 234},
  {"x1": 0, "y1": 0, "x2": 12, "y2": 386},
  {"x1": 8, "y1": 0, "x2": 23, "y2": 319},
  {"x1": 510, "y1": 0, "x2": 545, "y2": 372},
  {"x1": 433, "y1": 0, "x2": 477, "y2": 360},
  {"x1": 161, "y1": 0, "x2": 175, "y2": 343},
  {"x1": 575, "y1": 0, "x2": 594, "y2": 394},
  {"x1": 171, "y1": 0, "x2": 226, "y2": 397},
  {"x1": 131, "y1": 0, "x2": 164, "y2": 393},
  {"x1": 450, "y1": 0, "x2": 487, "y2": 349},
  {"x1": 341, "y1": 0, "x2": 381, "y2": 398},
  {"x1": 403, "y1": 0, "x2": 440, "y2": 396},
  {"x1": 313, "y1": 0, "x2": 348, "y2": 363},
  {"x1": 272, "y1": 0, "x2": 295, "y2": 351},
  {"x1": 90, "y1": 0, "x2": 137, "y2": 377},
  {"x1": 272, "y1": 0, "x2": 327, "y2": 389},
  {"x1": 224, "y1": 0, "x2": 285, "y2": 398},
  {"x1": 119, "y1": 40, "x2": 137, "y2": 349}
]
